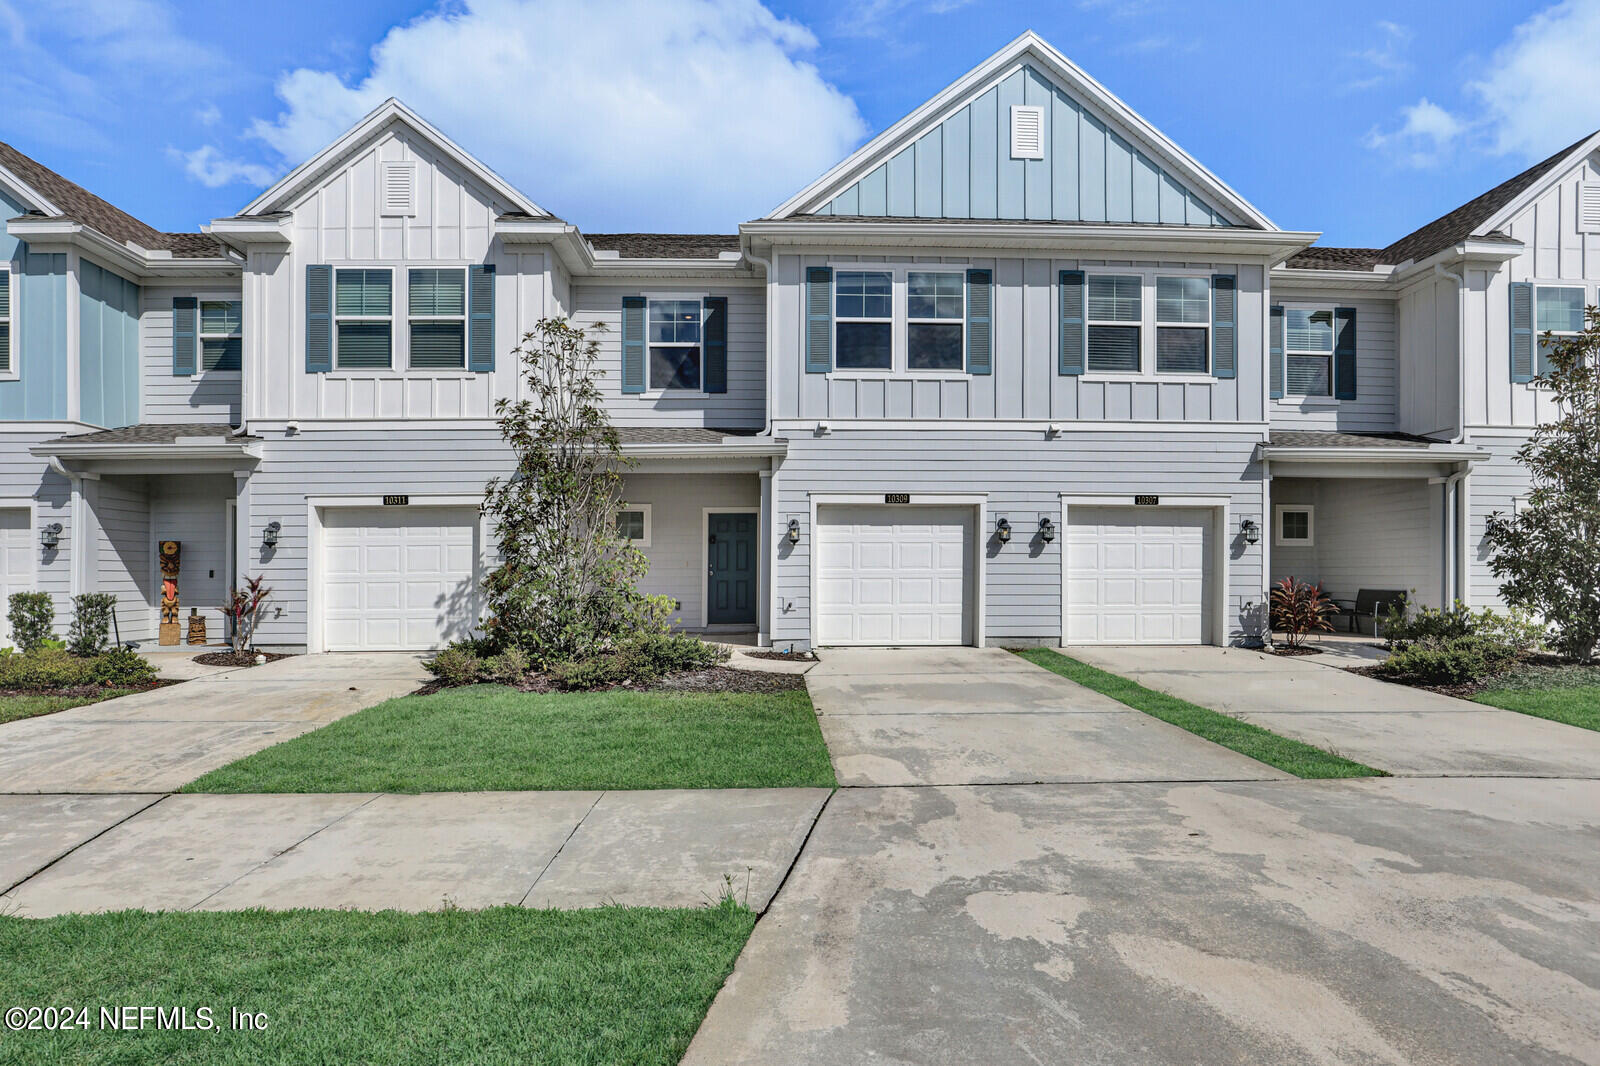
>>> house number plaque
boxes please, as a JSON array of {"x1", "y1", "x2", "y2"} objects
[
  {"x1": 884, "y1": 493, "x2": 911, "y2": 504},
  {"x1": 1134, "y1": 495, "x2": 1159, "y2": 506},
  {"x1": 383, "y1": 495, "x2": 410, "y2": 506}
]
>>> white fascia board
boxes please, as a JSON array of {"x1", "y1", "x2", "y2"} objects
[
  {"x1": 766, "y1": 31, "x2": 1276, "y2": 230},
  {"x1": 28, "y1": 442, "x2": 263, "y2": 462},
  {"x1": 235, "y1": 99, "x2": 547, "y2": 219},
  {"x1": 0, "y1": 162, "x2": 60, "y2": 215},
  {"x1": 206, "y1": 215, "x2": 292, "y2": 247},
  {"x1": 496, "y1": 220, "x2": 753, "y2": 278},
  {"x1": 1259, "y1": 445, "x2": 1487, "y2": 464},
  {"x1": 7, "y1": 219, "x2": 241, "y2": 279},
  {"x1": 1389, "y1": 239, "x2": 1524, "y2": 288},
  {"x1": 619, "y1": 441, "x2": 788, "y2": 459},
  {"x1": 742, "y1": 220, "x2": 1317, "y2": 260},
  {"x1": 1271, "y1": 267, "x2": 1397, "y2": 293},
  {"x1": 1474, "y1": 130, "x2": 1600, "y2": 238}
]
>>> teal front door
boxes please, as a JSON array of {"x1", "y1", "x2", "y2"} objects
[{"x1": 707, "y1": 512, "x2": 757, "y2": 625}]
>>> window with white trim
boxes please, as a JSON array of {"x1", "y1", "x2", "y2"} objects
[
  {"x1": 1275, "y1": 504, "x2": 1314, "y2": 547},
  {"x1": 906, "y1": 271, "x2": 964, "y2": 371},
  {"x1": 1086, "y1": 274, "x2": 1141, "y2": 373},
  {"x1": 1155, "y1": 276, "x2": 1209, "y2": 374},
  {"x1": 408, "y1": 268, "x2": 466, "y2": 369},
  {"x1": 616, "y1": 504, "x2": 652, "y2": 546},
  {"x1": 335, "y1": 268, "x2": 393, "y2": 369},
  {"x1": 199, "y1": 299, "x2": 242, "y2": 372},
  {"x1": 648, "y1": 298, "x2": 702, "y2": 390},
  {"x1": 1283, "y1": 306, "x2": 1334, "y2": 396},
  {"x1": 834, "y1": 270, "x2": 892, "y2": 371},
  {"x1": 0, "y1": 266, "x2": 11, "y2": 377},
  {"x1": 1534, "y1": 284, "x2": 1584, "y2": 375}
]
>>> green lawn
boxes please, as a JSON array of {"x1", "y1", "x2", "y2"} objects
[
  {"x1": 1473, "y1": 664, "x2": 1600, "y2": 731},
  {"x1": 183, "y1": 686, "x2": 836, "y2": 793},
  {"x1": 1011, "y1": 648, "x2": 1386, "y2": 779},
  {"x1": 0, "y1": 905, "x2": 753, "y2": 1066},
  {"x1": 0, "y1": 690, "x2": 142, "y2": 725}
]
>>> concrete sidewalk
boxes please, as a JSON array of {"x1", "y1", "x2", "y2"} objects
[
  {"x1": 0, "y1": 788, "x2": 828, "y2": 916},
  {"x1": 1070, "y1": 645, "x2": 1600, "y2": 777}
]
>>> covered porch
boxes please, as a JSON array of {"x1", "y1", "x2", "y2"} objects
[{"x1": 1260, "y1": 432, "x2": 1487, "y2": 634}]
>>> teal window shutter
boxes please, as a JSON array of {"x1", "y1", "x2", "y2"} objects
[
  {"x1": 1210, "y1": 274, "x2": 1236, "y2": 379},
  {"x1": 305, "y1": 265, "x2": 332, "y2": 373},
  {"x1": 1058, "y1": 270, "x2": 1084, "y2": 375},
  {"x1": 621, "y1": 296, "x2": 646, "y2": 393},
  {"x1": 172, "y1": 296, "x2": 197, "y2": 375},
  {"x1": 468, "y1": 264, "x2": 495, "y2": 372},
  {"x1": 805, "y1": 266, "x2": 832, "y2": 373},
  {"x1": 1334, "y1": 306, "x2": 1357, "y2": 399},
  {"x1": 1269, "y1": 305, "x2": 1285, "y2": 399},
  {"x1": 703, "y1": 296, "x2": 728, "y2": 393},
  {"x1": 1509, "y1": 281, "x2": 1534, "y2": 383},
  {"x1": 965, "y1": 269, "x2": 992, "y2": 375}
]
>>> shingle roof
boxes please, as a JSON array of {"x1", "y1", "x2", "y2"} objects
[
  {"x1": 614, "y1": 427, "x2": 759, "y2": 444},
  {"x1": 786, "y1": 214, "x2": 1237, "y2": 229},
  {"x1": 1266, "y1": 431, "x2": 1439, "y2": 449},
  {"x1": 0, "y1": 140, "x2": 224, "y2": 258},
  {"x1": 586, "y1": 234, "x2": 741, "y2": 259},
  {"x1": 1378, "y1": 132, "x2": 1596, "y2": 266},
  {"x1": 1283, "y1": 247, "x2": 1383, "y2": 271},
  {"x1": 46, "y1": 423, "x2": 256, "y2": 446}
]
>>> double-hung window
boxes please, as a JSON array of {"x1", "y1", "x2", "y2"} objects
[
  {"x1": 0, "y1": 266, "x2": 10, "y2": 377},
  {"x1": 648, "y1": 299, "x2": 702, "y2": 390},
  {"x1": 335, "y1": 269, "x2": 393, "y2": 369},
  {"x1": 199, "y1": 300, "x2": 242, "y2": 372},
  {"x1": 834, "y1": 270, "x2": 892, "y2": 371},
  {"x1": 1534, "y1": 285, "x2": 1584, "y2": 375},
  {"x1": 1155, "y1": 276, "x2": 1209, "y2": 374},
  {"x1": 1283, "y1": 307, "x2": 1334, "y2": 396},
  {"x1": 409, "y1": 268, "x2": 466, "y2": 369},
  {"x1": 906, "y1": 271, "x2": 965, "y2": 371},
  {"x1": 1086, "y1": 274, "x2": 1141, "y2": 373}
]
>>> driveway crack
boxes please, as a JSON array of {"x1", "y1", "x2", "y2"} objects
[
  {"x1": 520, "y1": 791, "x2": 607, "y2": 907},
  {"x1": 2, "y1": 793, "x2": 170, "y2": 896}
]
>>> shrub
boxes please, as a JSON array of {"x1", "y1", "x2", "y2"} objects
[
  {"x1": 67, "y1": 593, "x2": 117, "y2": 656},
  {"x1": 1471, "y1": 606, "x2": 1548, "y2": 654},
  {"x1": 424, "y1": 644, "x2": 483, "y2": 686},
  {"x1": 7, "y1": 592, "x2": 54, "y2": 653},
  {"x1": 1382, "y1": 601, "x2": 1547, "y2": 654},
  {"x1": 548, "y1": 656, "x2": 627, "y2": 691},
  {"x1": 616, "y1": 633, "x2": 726, "y2": 674},
  {"x1": 1270, "y1": 577, "x2": 1337, "y2": 649},
  {"x1": 87, "y1": 647, "x2": 158, "y2": 688},
  {"x1": 0, "y1": 648, "x2": 93, "y2": 690},
  {"x1": 482, "y1": 647, "x2": 530, "y2": 684},
  {"x1": 1378, "y1": 634, "x2": 1518, "y2": 685}
]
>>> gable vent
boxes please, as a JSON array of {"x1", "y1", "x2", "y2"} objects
[
  {"x1": 1581, "y1": 182, "x2": 1600, "y2": 233},
  {"x1": 380, "y1": 162, "x2": 416, "y2": 217},
  {"x1": 1010, "y1": 105, "x2": 1044, "y2": 160}
]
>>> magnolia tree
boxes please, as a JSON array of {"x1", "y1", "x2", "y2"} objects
[
  {"x1": 481, "y1": 319, "x2": 671, "y2": 667},
  {"x1": 1484, "y1": 309, "x2": 1600, "y2": 661}
]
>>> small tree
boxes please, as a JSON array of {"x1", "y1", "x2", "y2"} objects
[
  {"x1": 226, "y1": 576, "x2": 272, "y2": 655},
  {"x1": 1270, "y1": 577, "x2": 1337, "y2": 649},
  {"x1": 7, "y1": 592, "x2": 54, "y2": 653},
  {"x1": 67, "y1": 592, "x2": 116, "y2": 656},
  {"x1": 481, "y1": 318, "x2": 671, "y2": 668},
  {"x1": 1485, "y1": 309, "x2": 1600, "y2": 661}
]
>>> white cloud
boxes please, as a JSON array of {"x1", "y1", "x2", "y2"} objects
[
  {"x1": 1364, "y1": 98, "x2": 1463, "y2": 167},
  {"x1": 242, "y1": 0, "x2": 867, "y2": 230},
  {"x1": 1468, "y1": 0, "x2": 1600, "y2": 157},
  {"x1": 196, "y1": 103, "x2": 222, "y2": 127},
  {"x1": 173, "y1": 145, "x2": 277, "y2": 189},
  {"x1": 1345, "y1": 20, "x2": 1410, "y2": 91}
]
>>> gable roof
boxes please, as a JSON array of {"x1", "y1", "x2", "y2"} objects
[
  {"x1": 587, "y1": 233, "x2": 739, "y2": 259},
  {"x1": 237, "y1": 98, "x2": 551, "y2": 219},
  {"x1": 766, "y1": 31, "x2": 1275, "y2": 229},
  {"x1": 0, "y1": 140, "x2": 224, "y2": 258},
  {"x1": 1283, "y1": 246, "x2": 1383, "y2": 271}
]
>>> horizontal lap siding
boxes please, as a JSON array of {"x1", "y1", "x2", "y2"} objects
[
  {"x1": 142, "y1": 285, "x2": 242, "y2": 425},
  {"x1": 1466, "y1": 432, "x2": 1533, "y2": 607},
  {"x1": 1270, "y1": 477, "x2": 1441, "y2": 608},
  {"x1": 1270, "y1": 296, "x2": 1397, "y2": 432},
  {"x1": 773, "y1": 429, "x2": 1265, "y2": 647},
  {"x1": 93, "y1": 478, "x2": 153, "y2": 641},
  {"x1": 621, "y1": 473, "x2": 760, "y2": 629},
  {"x1": 0, "y1": 431, "x2": 72, "y2": 627},
  {"x1": 149, "y1": 475, "x2": 234, "y2": 615}
]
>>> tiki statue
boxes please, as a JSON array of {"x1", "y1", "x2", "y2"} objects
[{"x1": 158, "y1": 540, "x2": 181, "y2": 644}]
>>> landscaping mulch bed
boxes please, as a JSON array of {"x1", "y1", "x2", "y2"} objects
[
  {"x1": 0, "y1": 681, "x2": 175, "y2": 699},
  {"x1": 744, "y1": 649, "x2": 819, "y2": 663},
  {"x1": 1269, "y1": 646, "x2": 1323, "y2": 657},
  {"x1": 1349, "y1": 655, "x2": 1595, "y2": 700},
  {"x1": 417, "y1": 664, "x2": 806, "y2": 697},
  {"x1": 192, "y1": 650, "x2": 296, "y2": 667}
]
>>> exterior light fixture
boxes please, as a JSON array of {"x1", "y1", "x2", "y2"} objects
[
  {"x1": 39, "y1": 523, "x2": 61, "y2": 550},
  {"x1": 1241, "y1": 517, "x2": 1261, "y2": 546},
  {"x1": 263, "y1": 521, "x2": 281, "y2": 549},
  {"x1": 1039, "y1": 516, "x2": 1055, "y2": 543},
  {"x1": 996, "y1": 517, "x2": 1012, "y2": 544},
  {"x1": 786, "y1": 518, "x2": 800, "y2": 545}
]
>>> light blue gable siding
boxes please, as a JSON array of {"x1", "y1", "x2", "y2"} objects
[
  {"x1": 0, "y1": 183, "x2": 69, "y2": 421},
  {"x1": 78, "y1": 259, "x2": 140, "y2": 428},
  {"x1": 818, "y1": 64, "x2": 1229, "y2": 225}
]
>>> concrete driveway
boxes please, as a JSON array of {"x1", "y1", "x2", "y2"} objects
[
  {"x1": 807, "y1": 647, "x2": 1287, "y2": 786},
  {"x1": 0, "y1": 653, "x2": 428, "y2": 793},
  {"x1": 1071, "y1": 645, "x2": 1600, "y2": 777}
]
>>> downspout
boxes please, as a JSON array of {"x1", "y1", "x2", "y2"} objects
[
  {"x1": 1433, "y1": 261, "x2": 1470, "y2": 606},
  {"x1": 742, "y1": 239, "x2": 780, "y2": 648}
]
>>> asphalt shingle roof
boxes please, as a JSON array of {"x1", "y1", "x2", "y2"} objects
[
  {"x1": 1266, "y1": 431, "x2": 1440, "y2": 449},
  {"x1": 586, "y1": 234, "x2": 741, "y2": 259},
  {"x1": 613, "y1": 427, "x2": 759, "y2": 444},
  {"x1": 46, "y1": 423, "x2": 256, "y2": 446},
  {"x1": 1283, "y1": 247, "x2": 1383, "y2": 271}
]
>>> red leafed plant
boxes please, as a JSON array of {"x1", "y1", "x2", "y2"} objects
[
  {"x1": 226, "y1": 575, "x2": 272, "y2": 655},
  {"x1": 1270, "y1": 577, "x2": 1337, "y2": 649}
]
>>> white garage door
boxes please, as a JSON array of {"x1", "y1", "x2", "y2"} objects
[
  {"x1": 1066, "y1": 506, "x2": 1212, "y2": 645},
  {"x1": 322, "y1": 507, "x2": 478, "y2": 651},
  {"x1": 0, "y1": 509, "x2": 32, "y2": 649},
  {"x1": 815, "y1": 504, "x2": 972, "y2": 646}
]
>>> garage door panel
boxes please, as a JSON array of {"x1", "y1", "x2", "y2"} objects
[
  {"x1": 322, "y1": 507, "x2": 477, "y2": 651},
  {"x1": 816, "y1": 504, "x2": 972, "y2": 647},
  {"x1": 1067, "y1": 506, "x2": 1212, "y2": 646}
]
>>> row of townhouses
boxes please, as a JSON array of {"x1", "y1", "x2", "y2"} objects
[{"x1": 0, "y1": 33, "x2": 1581, "y2": 653}]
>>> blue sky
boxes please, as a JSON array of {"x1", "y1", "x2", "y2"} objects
[{"x1": 2, "y1": 1, "x2": 1597, "y2": 246}]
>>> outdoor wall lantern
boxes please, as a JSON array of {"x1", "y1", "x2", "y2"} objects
[
  {"x1": 1038, "y1": 516, "x2": 1055, "y2": 543},
  {"x1": 39, "y1": 523, "x2": 61, "y2": 550},
  {"x1": 786, "y1": 518, "x2": 800, "y2": 545},
  {"x1": 262, "y1": 521, "x2": 281, "y2": 549},
  {"x1": 1241, "y1": 517, "x2": 1261, "y2": 546},
  {"x1": 996, "y1": 517, "x2": 1012, "y2": 544}
]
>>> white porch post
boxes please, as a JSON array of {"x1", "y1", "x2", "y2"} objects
[{"x1": 758, "y1": 469, "x2": 772, "y2": 647}]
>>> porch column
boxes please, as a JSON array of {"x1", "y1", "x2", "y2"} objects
[
  {"x1": 1456, "y1": 470, "x2": 1472, "y2": 607},
  {"x1": 758, "y1": 469, "x2": 772, "y2": 647}
]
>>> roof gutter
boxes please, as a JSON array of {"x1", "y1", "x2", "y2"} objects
[
  {"x1": 7, "y1": 218, "x2": 241, "y2": 279},
  {"x1": 1258, "y1": 444, "x2": 1487, "y2": 464},
  {"x1": 29, "y1": 441, "x2": 263, "y2": 462},
  {"x1": 495, "y1": 219, "x2": 752, "y2": 278},
  {"x1": 741, "y1": 237, "x2": 777, "y2": 438},
  {"x1": 618, "y1": 441, "x2": 788, "y2": 459},
  {"x1": 740, "y1": 220, "x2": 1319, "y2": 260}
]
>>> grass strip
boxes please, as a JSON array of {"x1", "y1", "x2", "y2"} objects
[
  {"x1": 1473, "y1": 685, "x2": 1600, "y2": 732},
  {"x1": 0, "y1": 690, "x2": 143, "y2": 726}
]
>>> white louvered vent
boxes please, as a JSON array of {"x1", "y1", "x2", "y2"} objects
[
  {"x1": 380, "y1": 162, "x2": 416, "y2": 217},
  {"x1": 1580, "y1": 182, "x2": 1600, "y2": 233},
  {"x1": 1010, "y1": 105, "x2": 1044, "y2": 160}
]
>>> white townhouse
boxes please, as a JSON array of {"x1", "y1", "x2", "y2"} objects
[{"x1": 0, "y1": 32, "x2": 1583, "y2": 652}]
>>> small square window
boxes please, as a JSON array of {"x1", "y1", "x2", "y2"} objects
[
  {"x1": 1275, "y1": 505, "x2": 1314, "y2": 547},
  {"x1": 616, "y1": 505, "x2": 651, "y2": 546}
]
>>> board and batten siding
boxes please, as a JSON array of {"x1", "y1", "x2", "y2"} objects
[
  {"x1": 771, "y1": 429, "x2": 1266, "y2": 648},
  {"x1": 77, "y1": 260, "x2": 140, "y2": 430},
  {"x1": 1396, "y1": 274, "x2": 1462, "y2": 439},
  {"x1": 1269, "y1": 292, "x2": 1398, "y2": 433},
  {"x1": 773, "y1": 252, "x2": 1264, "y2": 424},
  {"x1": 573, "y1": 284, "x2": 765, "y2": 429},
  {"x1": 0, "y1": 247, "x2": 68, "y2": 422},
  {"x1": 142, "y1": 285, "x2": 242, "y2": 425},
  {"x1": 1270, "y1": 477, "x2": 1443, "y2": 609}
]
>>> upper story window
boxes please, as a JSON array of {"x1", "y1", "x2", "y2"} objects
[
  {"x1": 335, "y1": 269, "x2": 393, "y2": 369},
  {"x1": 649, "y1": 298, "x2": 702, "y2": 390},
  {"x1": 199, "y1": 300, "x2": 241, "y2": 372},
  {"x1": 835, "y1": 270, "x2": 892, "y2": 371},
  {"x1": 906, "y1": 271, "x2": 965, "y2": 371},
  {"x1": 0, "y1": 266, "x2": 11, "y2": 378},
  {"x1": 1086, "y1": 274, "x2": 1142, "y2": 373},
  {"x1": 1155, "y1": 276, "x2": 1210, "y2": 374},
  {"x1": 408, "y1": 269, "x2": 466, "y2": 369},
  {"x1": 1283, "y1": 307, "x2": 1334, "y2": 396},
  {"x1": 1535, "y1": 285, "x2": 1584, "y2": 375}
]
